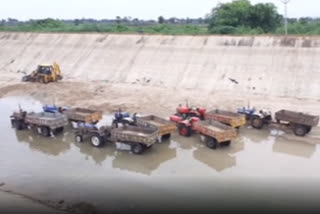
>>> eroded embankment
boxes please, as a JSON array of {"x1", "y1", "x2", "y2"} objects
[{"x1": 0, "y1": 33, "x2": 319, "y2": 99}]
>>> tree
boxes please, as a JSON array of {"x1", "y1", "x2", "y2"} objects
[
  {"x1": 74, "y1": 19, "x2": 81, "y2": 26},
  {"x1": 207, "y1": 0, "x2": 281, "y2": 34},
  {"x1": 158, "y1": 16, "x2": 165, "y2": 24},
  {"x1": 208, "y1": 0, "x2": 251, "y2": 28},
  {"x1": 249, "y1": 3, "x2": 282, "y2": 32},
  {"x1": 116, "y1": 16, "x2": 121, "y2": 24}
]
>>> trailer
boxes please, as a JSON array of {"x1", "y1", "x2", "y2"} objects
[
  {"x1": 136, "y1": 115, "x2": 177, "y2": 142},
  {"x1": 193, "y1": 120, "x2": 237, "y2": 149},
  {"x1": 63, "y1": 107, "x2": 102, "y2": 124},
  {"x1": 43, "y1": 105, "x2": 103, "y2": 125},
  {"x1": 205, "y1": 109, "x2": 246, "y2": 128},
  {"x1": 74, "y1": 123, "x2": 159, "y2": 154},
  {"x1": 250, "y1": 109, "x2": 319, "y2": 137},
  {"x1": 10, "y1": 110, "x2": 68, "y2": 137},
  {"x1": 275, "y1": 110, "x2": 319, "y2": 136}
]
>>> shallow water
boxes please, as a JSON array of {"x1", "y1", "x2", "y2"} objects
[{"x1": 1, "y1": 96, "x2": 320, "y2": 213}]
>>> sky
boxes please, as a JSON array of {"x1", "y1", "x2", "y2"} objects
[{"x1": 0, "y1": 0, "x2": 318, "y2": 21}]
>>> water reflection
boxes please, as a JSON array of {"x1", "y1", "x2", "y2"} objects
[
  {"x1": 74, "y1": 141, "x2": 115, "y2": 165},
  {"x1": 273, "y1": 137, "x2": 316, "y2": 158},
  {"x1": 240, "y1": 126, "x2": 271, "y2": 143},
  {"x1": 112, "y1": 142, "x2": 177, "y2": 175},
  {"x1": 14, "y1": 129, "x2": 71, "y2": 156},
  {"x1": 192, "y1": 136, "x2": 244, "y2": 172}
]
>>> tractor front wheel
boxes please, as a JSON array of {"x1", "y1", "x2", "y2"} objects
[
  {"x1": 75, "y1": 134, "x2": 83, "y2": 143},
  {"x1": 178, "y1": 124, "x2": 192, "y2": 137}
]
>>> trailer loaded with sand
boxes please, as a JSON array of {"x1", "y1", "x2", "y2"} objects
[
  {"x1": 205, "y1": 109, "x2": 246, "y2": 128},
  {"x1": 136, "y1": 115, "x2": 177, "y2": 142}
]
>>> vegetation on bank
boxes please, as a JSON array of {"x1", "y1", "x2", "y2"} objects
[
  {"x1": 0, "y1": 19, "x2": 208, "y2": 35},
  {"x1": 0, "y1": 0, "x2": 319, "y2": 35}
]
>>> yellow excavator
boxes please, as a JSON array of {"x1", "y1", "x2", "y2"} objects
[{"x1": 22, "y1": 62, "x2": 63, "y2": 83}]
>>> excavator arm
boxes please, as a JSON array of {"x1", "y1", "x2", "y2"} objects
[{"x1": 53, "y1": 62, "x2": 63, "y2": 80}]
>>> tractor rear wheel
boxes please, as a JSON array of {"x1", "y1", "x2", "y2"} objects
[
  {"x1": 251, "y1": 116, "x2": 264, "y2": 129},
  {"x1": 178, "y1": 124, "x2": 192, "y2": 137},
  {"x1": 14, "y1": 120, "x2": 24, "y2": 130},
  {"x1": 206, "y1": 138, "x2": 218, "y2": 149}
]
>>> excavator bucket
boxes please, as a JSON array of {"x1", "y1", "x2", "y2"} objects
[{"x1": 22, "y1": 75, "x2": 30, "y2": 82}]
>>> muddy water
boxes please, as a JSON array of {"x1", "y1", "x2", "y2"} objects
[{"x1": 1, "y1": 96, "x2": 320, "y2": 213}]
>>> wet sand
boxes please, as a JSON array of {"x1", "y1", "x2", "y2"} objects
[
  {"x1": 1, "y1": 96, "x2": 320, "y2": 213},
  {"x1": 0, "y1": 191, "x2": 67, "y2": 214}
]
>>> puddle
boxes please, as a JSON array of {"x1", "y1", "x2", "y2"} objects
[{"x1": 1, "y1": 96, "x2": 320, "y2": 212}]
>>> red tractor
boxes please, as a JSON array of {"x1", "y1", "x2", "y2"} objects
[
  {"x1": 170, "y1": 114, "x2": 200, "y2": 137},
  {"x1": 175, "y1": 104, "x2": 206, "y2": 120}
]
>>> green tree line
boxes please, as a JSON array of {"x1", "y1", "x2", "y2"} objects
[{"x1": 0, "y1": 0, "x2": 319, "y2": 35}]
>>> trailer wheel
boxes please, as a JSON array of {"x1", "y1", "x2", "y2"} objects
[
  {"x1": 221, "y1": 141, "x2": 231, "y2": 147},
  {"x1": 206, "y1": 138, "x2": 218, "y2": 149},
  {"x1": 41, "y1": 126, "x2": 50, "y2": 137},
  {"x1": 90, "y1": 133, "x2": 104, "y2": 147},
  {"x1": 294, "y1": 125, "x2": 307, "y2": 137},
  {"x1": 251, "y1": 116, "x2": 264, "y2": 129},
  {"x1": 132, "y1": 143, "x2": 144, "y2": 155},
  {"x1": 306, "y1": 126, "x2": 312, "y2": 134},
  {"x1": 143, "y1": 144, "x2": 153, "y2": 150},
  {"x1": 162, "y1": 133, "x2": 171, "y2": 140},
  {"x1": 178, "y1": 124, "x2": 191, "y2": 137},
  {"x1": 53, "y1": 127, "x2": 64, "y2": 135},
  {"x1": 75, "y1": 134, "x2": 83, "y2": 143},
  {"x1": 56, "y1": 127, "x2": 64, "y2": 132}
]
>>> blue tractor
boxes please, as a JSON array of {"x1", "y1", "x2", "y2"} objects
[
  {"x1": 237, "y1": 107, "x2": 272, "y2": 129},
  {"x1": 112, "y1": 109, "x2": 138, "y2": 128},
  {"x1": 236, "y1": 107, "x2": 256, "y2": 120},
  {"x1": 43, "y1": 105, "x2": 70, "y2": 114}
]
